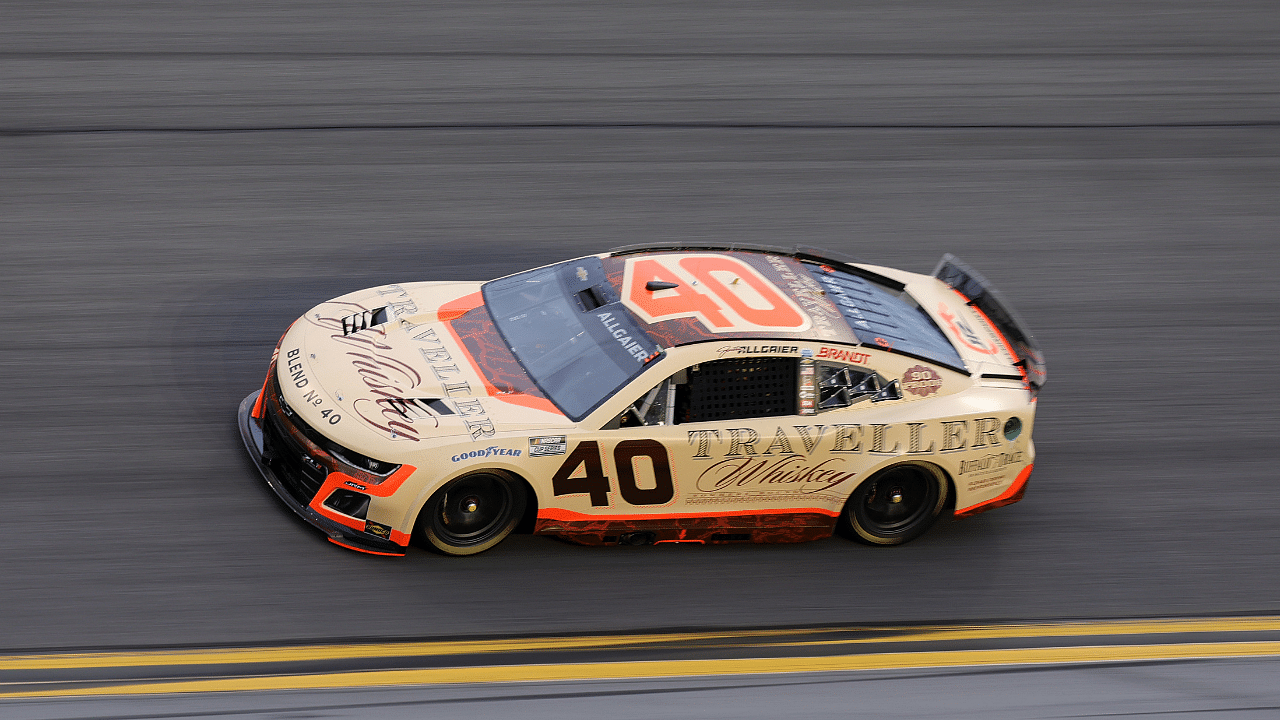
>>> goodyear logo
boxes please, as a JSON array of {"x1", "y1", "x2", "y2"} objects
[{"x1": 452, "y1": 446, "x2": 522, "y2": 463}]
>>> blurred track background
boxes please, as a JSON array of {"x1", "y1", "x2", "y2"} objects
[{"x1": 2, "y1": 0, "x2": 1279, "y2": 661}]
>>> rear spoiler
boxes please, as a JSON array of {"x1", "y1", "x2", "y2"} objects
[{"x1": 932, "y1": 254, "x2": 1046, "y2": 392}]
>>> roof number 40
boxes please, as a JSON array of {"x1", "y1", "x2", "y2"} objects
[{"x1": 622, "y1": 254, "x2": 811, "y2": 333}]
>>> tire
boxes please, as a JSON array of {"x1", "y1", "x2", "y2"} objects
[
  {"x1": 417, "y1": 471, "x2": 526, "y2": 556},
  {"x1": 839, "y1": 463, "x2": 948, "y2": 546}
]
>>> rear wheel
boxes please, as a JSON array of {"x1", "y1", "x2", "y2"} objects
[
  {"x1": 839, "y1": 463, "x2": 948, "y2": 545},
  {"x1": 417, "y1": 471, "x2": 526, "y2": 556}
]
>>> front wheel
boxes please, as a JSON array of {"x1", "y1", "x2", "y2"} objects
[
  {"x1": 839, "y1": 463, "x2": 948, "y2": 546},
  {"x1": 417, "y1": 471, "x2": 526, "y2": 556}
]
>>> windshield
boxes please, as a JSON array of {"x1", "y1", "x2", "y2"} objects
[{"x1": 482, "y1": 257, "x2": 664, "y2": 420}]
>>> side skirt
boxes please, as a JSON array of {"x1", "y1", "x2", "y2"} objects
[{"x1": 534, "y1": 510, "x2": 839, "y2": 546}]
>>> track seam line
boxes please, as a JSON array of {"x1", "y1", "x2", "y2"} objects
[{"x1": 4, "y1": 121, "x2": 1280, "y2": 138}]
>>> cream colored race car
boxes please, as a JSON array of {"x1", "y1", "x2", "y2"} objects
[{"x1": 239, "y1": 245, "x2": 1045, "y2": 556}]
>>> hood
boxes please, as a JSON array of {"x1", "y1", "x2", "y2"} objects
[{"x1": 276, "y1": 281, "x2": 571, "y2": 456}]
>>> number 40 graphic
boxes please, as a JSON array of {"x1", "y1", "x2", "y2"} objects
[{"x1": 551, "y1": 440, "x2": 674, "y2": 507}]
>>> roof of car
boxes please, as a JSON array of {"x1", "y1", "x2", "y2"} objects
[{"x1": 598, "y1": 244, "x2": 965, "y2": 371}]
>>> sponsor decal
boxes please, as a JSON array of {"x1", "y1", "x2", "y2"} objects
[
  {"x1": 798, "y1": 357, "x2": 817, "y2": 416},
  {"x1": 622, "y1": 254, "x2": 812, "y2": 333},
  {"x1": 284, "y1": 348, "x2": 309, "y2": 388},
  {"x1": 717, "y1": 344, "x2": 800, "y2": 357},
  {"x1": 289, "y1": 370, "x2": 344, "y2": 426},
  {"x1": 596, "y1": 311, "x2": 655, "y2": 363},
  {"x1": 529, "y1": 435, "x2": 568, "y2": 457},
  {"x1": 301, "y1": 291, "x2": 498, "y2": 442},
  {"x1": 687, "y1": 418, "x2": 1005, "y2": 459},
  {"x1": 343, "y1": 480, "x2": 368, "y2": 491},
  {"x1": 966, "y1": 475, "x2": 1008, "y2": 492},
  {"x1": 816, "y1": 346, "x2": 871, "y2": 365},
  {"x1": 695, "y1": 455, "x2": 856, "y2": 495},
  {"x1": 902, "y1": 365, "x2": 943, "y2": 397},
  {"x1": 451, "y1": 446, "x2": 523, "y2": 463},
  {"x1": 377, "y1": 283, "x2": 419, "y2": 318},
  {"x1": 958, "y1": 450, "x2": 1024, "y2": 476},
  {"x1": 365, "y1": 521, "x2": 393, "y2": 539},
  {"x1": 937, "y1": 302, "x2": 999, "y2": 355}
]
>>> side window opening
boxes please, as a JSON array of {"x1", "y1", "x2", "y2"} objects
[
  {"x1": 680, "y1": 357, "x2": 798, "y2": 423},
  {"x1": 606, "y1": 356, "x2": 907, "y2": 429},
  {"x1": 611, "y1": 357, "x2": 798, "y2": 428},
  {"x1": 616, "y1": 369, "x2": 684, "y2": 428}
]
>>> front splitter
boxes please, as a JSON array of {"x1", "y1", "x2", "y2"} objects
[{"x1": 237, "y1": 391, "x2": 406, "y2": 556}]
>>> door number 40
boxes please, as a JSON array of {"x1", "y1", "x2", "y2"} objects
[{"x1": 551, "y1": 440, "x2": 674, "y2": 507}]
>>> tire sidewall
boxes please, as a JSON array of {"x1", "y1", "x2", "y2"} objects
[
  {"x1": 840, "y1": 462, "x2": 948, "y2": 546},
  {"x1": 417, "y1": 471, "x2": 526, "y2": 556}
]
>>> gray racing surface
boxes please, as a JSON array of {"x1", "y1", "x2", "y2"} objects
[{"x1": 3, "y1": 0, "x2": 1279, "y2": 656}]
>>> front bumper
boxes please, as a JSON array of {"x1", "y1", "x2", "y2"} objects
[{"x1": 238, "y1": 390, "x2": 407, "y2": 556}]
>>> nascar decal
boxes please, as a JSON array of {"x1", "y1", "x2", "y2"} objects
[
  {"x1": 529, "y1": 435, "x2": 568, "y2": 457},
  {"x1": 622, "y1": 254, "x2": 812, "y2": 333}
]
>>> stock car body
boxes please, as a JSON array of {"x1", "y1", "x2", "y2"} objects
[{"x1": 238, "y1": 245, "x2": 1045, "y2": 556}]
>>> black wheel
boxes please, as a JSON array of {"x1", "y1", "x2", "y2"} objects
[
  {"x1": 839, "y1": 463, "x2": 948, "y2": 545},
  {"x1": 417, "y1": 472, "x2": 526, "y2": 556}
]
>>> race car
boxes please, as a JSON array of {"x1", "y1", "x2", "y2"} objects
[{"x1": 238, "y1": 245, "x2": 1045, "y2": 556}]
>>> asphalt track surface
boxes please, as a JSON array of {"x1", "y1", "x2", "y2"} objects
[
  {"x1": 3, "y1": 0, "x2": 1279, "y2": 698},
  {"x1": 6, "y1": 662, "x2": 1280, "y2": 720}
]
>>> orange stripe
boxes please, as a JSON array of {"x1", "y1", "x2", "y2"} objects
[
  {"x1": 538, "y1": 506, "x2": 840, "y2": 523},
  {"x1": 326, "y1": 537, "x2": 405, "y2": 557},
  {"x1": 949, "y1": 288, "x2": 1029, "y2": 386},
  {"x1": 955, "y1": 464, "x2": 1033, "y2": 517},
  {"x1": 253, "y1": 329, "x2": 291, "y2": 419},
  {"x1": 250, "y1": 370, "x2": 270, "y2": 419},
  {"x1": 440, "y1": 294, "x2": 564, "y2": 415},
  {"x1": 308, "y1": 465, "x2": 418, "y2": 544},
  {"x1": 438, "y1": 291, "x2": 484, "y2": 320}
]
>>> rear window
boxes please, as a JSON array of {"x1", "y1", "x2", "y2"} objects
[{"x1": 805, "y1": 263, "x2": 965, "y2": 372}]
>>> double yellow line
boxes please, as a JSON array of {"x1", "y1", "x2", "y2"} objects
[{"x1": 4, "y1": 616, "x2": 1279, "y2": 699}]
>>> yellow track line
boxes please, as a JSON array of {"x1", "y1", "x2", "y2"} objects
[
  {"x1": 2, "y1": 617, "x2": 1279, "y2": 671},
  {"x1": 3, "y1": 641, "x2": 1280, "y2": 699},
  {"x1": 779, "y1": 616, "x2": 1280, "y2": 649},
  {"x1": 0, "y1": 628, "x2": 804, "y2": 671}
]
